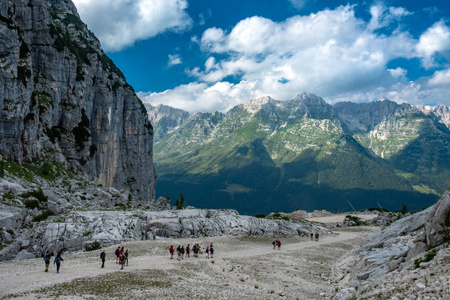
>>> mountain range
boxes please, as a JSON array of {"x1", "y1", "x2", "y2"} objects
[{"x1": 146, "y1": 94, "x2": 450, "y2": 215}]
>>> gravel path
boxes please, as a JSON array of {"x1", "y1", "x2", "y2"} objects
[{"x1": 0, "y1": 228, "x2": 377, "y2": 300}]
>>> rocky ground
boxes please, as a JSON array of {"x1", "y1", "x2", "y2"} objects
[{"x1": 0, "y1": 227, "x2": 377, "y2": 300}]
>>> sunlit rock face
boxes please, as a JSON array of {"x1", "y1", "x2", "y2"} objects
[{"x1": 0, "y1": 0, "x2": 155, "y2": 201}]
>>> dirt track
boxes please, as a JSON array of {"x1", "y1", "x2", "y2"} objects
[{"x1": 0, "y1": 227, "x2": 378, "y2": 300}]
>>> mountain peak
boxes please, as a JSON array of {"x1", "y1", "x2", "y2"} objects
[{"x1": 243, "y1": 96, "x2": 275, "y2": 113}]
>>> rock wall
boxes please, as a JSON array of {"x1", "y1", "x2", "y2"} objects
[{"x1": 0, "y1": 0, "x2": 155, "y2": 201}]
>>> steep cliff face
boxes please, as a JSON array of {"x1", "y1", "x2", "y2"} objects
[{"x1": 0, "y1": 0, "x2": 155, "y2": 201}]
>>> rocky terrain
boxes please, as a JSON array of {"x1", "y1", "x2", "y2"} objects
[
  {"x1": 1, "y1": 160, "x2": 449, "y2": 299},
  {"x1": 332, "y1": 190, "x2": 450, "y2": 300},
  {"x1": 0, "y1": 227, "x2": 375, "y2": 300},
  {"x1": 0, "y1": 161, "x2": 331, "y2": 261}
]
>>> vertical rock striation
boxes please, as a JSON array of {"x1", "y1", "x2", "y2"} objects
[{"x1": 0, "y1": 0, "x2": 155, "y2": 201}]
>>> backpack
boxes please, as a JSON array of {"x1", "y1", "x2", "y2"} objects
[
  {"x1": 44, "y1": 254, "x2": 50, "y2": 264},
  {"x1": 55, "y1": 256, "x2": 61, "y2": 264}
]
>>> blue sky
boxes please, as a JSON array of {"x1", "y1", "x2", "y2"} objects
[{"x1": 72, "y1": 0, "x2": 450, "y2": 113}]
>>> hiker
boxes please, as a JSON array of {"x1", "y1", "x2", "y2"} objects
[
  {"x1": 277, "y1": 239, "x2": 281, "y2": 250},
  {"x1": 310, "y1": 232, "x2": 314, "y2": 240},
  {"x1": 115, "y1": 247, "x2": 120, "y2": 263},
  {"x1": 177, "y1": 245, "x2": 182, "y2": 261},
  {"x1": 124, "y1": 249, "x2": 129, "y2": 266},
  {"x1": 210, "y1": 243, "x2": 214, "y2": 258},
  {"x1": 100, "y1": 250, "x2": 106, "y2": 268},
  {"x1": 43, "y1": 251, "x2": 51, "y2": 272},
  {"x1": 181, "y1": 246, "x2": 185, "y2": 259},
  {"x1": 169, "y1": 245, "x2": 174, "y2": 259},
  {"x1": 119, "y1": 252, "x2": 125, "y2": 270},
  {"x1": 193, "y1": 244, "x2": 198, "y2": 258},
  {"x1": 315, "y1": 231, "x2": 319, "y2": 241},
  {"x1": 186, "y1": 244, "x2": 190, "y2": 258},
  {"x1": 206, "y1": 246, "x2": 210, "y2": 258},
  {"x1": 272, "y1": 240, "x2": 276, "y2": 249},
  {"x1": 54, "y1": 253, "x2": 64, "y2": 273}
]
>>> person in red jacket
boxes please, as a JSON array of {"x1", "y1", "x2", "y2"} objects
[{"x1": 169, "y1": 245, "x2": 174, "y2": 259}]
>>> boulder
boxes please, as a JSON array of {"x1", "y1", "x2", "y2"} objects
[
  {"x1": 0, "y1": 207, "x2": 26, "y2": 229},
  {"x1": 14, "y1": 249, "x2": 35, "y2": 260},
  {"x1": 425, "y1": 191, "x2": 450, "y2": 247}
]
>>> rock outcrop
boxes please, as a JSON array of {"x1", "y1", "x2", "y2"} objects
[
  {"x1": 0, "y1": 0, "x2": 155, "y2": 201},
  {"x1": 332, "y1": 190, "x2": 450, "y2": 299}
]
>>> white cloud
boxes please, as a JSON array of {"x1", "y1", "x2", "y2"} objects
[
  {"x1": 416, "y1": 20, "x2": 450, "y2": 68},
  {"x1": 168, "y1": 54, "x2": 182, "y2": 67},
  {"x1": 138, "y1": 81, "x2": 259, "y2": 113},
  {"x1": 72, "y1": 0, "x2": 192, "y2": 52},
  {"x1": 141, "y1": 4, "x2": 450, "y2": 112},
  {"x1": 190, "y1": 5, "x2": 416, "y2": 99},
  {"x1": 368, "y1": 3, "x2": 411, "y2": 31},
  {"x1": 428, "y1": 68, "x2": 450, "y2": 86},
  {"x1": 388, "y1": 67, "x2": 407, "y2": 78}
]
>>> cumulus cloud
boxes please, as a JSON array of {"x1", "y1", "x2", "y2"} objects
[
  {"x1": 72, "y1": 0, "x2": 192, "y2": 52},
  {"x1": 191, "y1": 5, "x2": 417, "y2": 100},
  {"x1": 141, "y1": 4, "x2": 450, "y2": 111},
  {"x1": 138, "y1": 81, "x2": 261, "y2": 113},
  {"x1": 416, "y1": 20, "x2": 450, "y2": 68}
]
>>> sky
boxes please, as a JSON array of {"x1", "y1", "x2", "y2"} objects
[{"x1": 71, "y1": 0, "x2": 450, "y2": 113}]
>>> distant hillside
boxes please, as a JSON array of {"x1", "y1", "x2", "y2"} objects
[{"x1": 148, "y1": 94, "x2": 449, "y2": 215}]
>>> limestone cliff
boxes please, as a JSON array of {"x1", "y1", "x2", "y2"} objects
[{"x1": 0, "y1": 0, "x2": 155, "y2": 201}]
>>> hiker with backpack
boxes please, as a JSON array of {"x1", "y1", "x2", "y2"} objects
[
  {"x1": 186, "y1": 244, "x2": 190, "y2": 258},
  {"x1": 192, "y1": 244, "x2": 198, "y2": 258},
  {"x1": 100, "y1": 250, "x2": 106, "y2": 268},
  {"x1": 276, "y1": 239, "x2": 281, "y2": 250},
  {"x1": 43, "y1": 251, "x2": 51, "y2": 272},
  {"x1": 176, "y1": 245, "x2": 182, "y2": 261},
  {"x1": 119, "y1": 252, "x2": 125, "y2": 270},
  {"x1": 205, "y1": 246, "x2": 210, "y2": 258},
  {"x1": 209, "y1": 243, "x2": 214, "y2": 258},
  {"x1": 115, "y1": 247, "x2": 120, "y2": 263},
  {"x1": 169, "y1": 245, "x2": 174, "y2": 259},
  {"x1": 124, "y1": 249, "x2": 129, "y2": 266},
  {"x1": 54, "y1": 253, "x2": 64, "y2": 273}
]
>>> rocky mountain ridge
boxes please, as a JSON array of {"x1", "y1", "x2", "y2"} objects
[
  {"x1": 0, "y1": 0, "x2": 155, "y2": 201},
  {"x1": 148, "y1": 94, "x2": 449, "y2": 214}
]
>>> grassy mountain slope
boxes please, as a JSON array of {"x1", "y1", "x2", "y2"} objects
[{"x1": 153, "y1": 94, "x2": 446, "y2": 214}]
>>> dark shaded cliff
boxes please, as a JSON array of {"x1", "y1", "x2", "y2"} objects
[{"x1": 0, "y1": 0, "x2": 155, "y2": 201}]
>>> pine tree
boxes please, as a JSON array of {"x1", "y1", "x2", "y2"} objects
[
  {"x1": 401, "y1": 203, "x2": 408, "y2": 214},
  {"x1": 176, "y1": 192, "x2": 185, "y2": 210}
]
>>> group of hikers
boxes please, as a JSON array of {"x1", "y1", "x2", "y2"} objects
[
  {"x1": 310, "y1": 230, "x2": 320, "y2": 241},
  {"x1": 272, "y1": 239, "x2": 281, "y2": 249},
  {"x1": 42, "y1": 251, "x2": 64, "y2": 273},
  {"x1": 42, "y1": 231, "x2": 322, "y2": 273},
  {"x1": 114, "y1": 246, "x2": 129, "y2": 270},
  {"x1": 169, "y1": 243, "x2": 214, "y2": 260}
]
